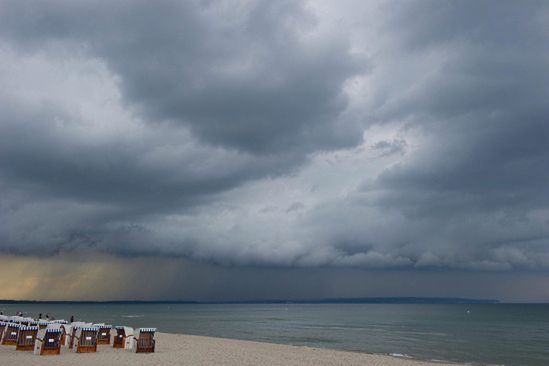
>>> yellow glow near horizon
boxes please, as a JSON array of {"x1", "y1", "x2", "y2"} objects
[{"x1": 0, "y1": 253, "x2": 184, "y2": 301}]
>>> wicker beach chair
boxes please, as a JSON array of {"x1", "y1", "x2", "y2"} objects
[
  {"x1": 133, "y1": 328, "x2": 156, "y2": 353},
  {"x1": 73, "y1": 326, "x2": 99, "y2": 353},
  {"x1": 38, "y1": 320, "x2": 50, "y2": 330},
  {"x1": 0, "y1": 321, "x2": 6, "y2": 341},
  {"x1": 97, "y1": 325, "x2": 112, "y2": 345},
  {"x1": 2, "y1": 323, "x2": 20, "y2": 345},
  {"x1": 113, "y1": 326, "x2": 134, "y2": 349},
  {"x1": 34, "y1": 327, "x2": 63, "y2": 355},
  {"x1": 16, "y1": 325, "x2": 39, "y2": 351},
  {"x1": 67, "y1": 322, "x2": 91, "y2": 349}
]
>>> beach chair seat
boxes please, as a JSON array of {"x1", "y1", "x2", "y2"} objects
[
  {"x1": 73, "y1": 326, "x2": 99, "y2": 353},
  {"x1": 2, "y1": 323, "x2": 21, "y2": 345},
  {"x1": 16, "y1": 325, "x2": 39, "y2": 351},
  {"x1": 133, "y1": 328, "x2": 156, "y2": 353},
  {"x1": 34, "y1": 328, "x2": 63, "y2": 355},
  {"x1": 113, "y1": 326, "x2": 134, "y2": 349},
  {"x1": 97, "y1": 325, "x2": 112, "y2": 345}
]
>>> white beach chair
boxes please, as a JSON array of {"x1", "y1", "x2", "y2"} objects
[
  {"x1": 16, "y1": 325, "x2": 39, "y2": 351},
  {"x1": 34, "y1": 326, "x2": 63, "y2": 355},
  {"x1": 72, "y1": 326, "x2": 99, "y2": 353},
  {"x1": 66, "y1": 322, "x2": 92, "y2": 349},
  {"x1": 113, "y1": 326, "x2": 134, "y2": 350},
  {"x1": 2, "y1": 322, "x2": 21, "y2": 345},
  {"x1": 96, "y1": 324, "x2": 113, "y2": 345}
]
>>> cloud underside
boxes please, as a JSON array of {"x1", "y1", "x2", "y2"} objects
[{"x1": 1, "y1": 0, "x2": 549, "y2": 271}]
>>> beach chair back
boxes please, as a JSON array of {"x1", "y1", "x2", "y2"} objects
[
  {"x1": 97, "y1": 325, "x2": 112, "y2": 345},
  {"x1": 16, "y1": 325, "x2": 39, "y2": 351},
  {"x1": 34, "y1": 328, "x2": 63, "y2": 355},
  {"x1": 2, "y1": 323, "x2": 20, "y2": 345},
  {"x1": 134, "y1": 328, "x2": 156, "y2": 353},
  {"x1": 74, "y1": 326, "x2": 98, "y2": 353}
]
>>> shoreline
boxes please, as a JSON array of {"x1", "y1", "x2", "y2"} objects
[{"x1": 0, "y1": 332, "x2": 473, "y2": 366}]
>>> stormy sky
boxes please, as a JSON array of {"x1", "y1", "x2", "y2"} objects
[{"x1": 1, "y1": 0, "x2": 549, "y2": 301}]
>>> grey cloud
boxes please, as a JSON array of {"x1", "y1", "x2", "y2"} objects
[
  {"x1": 371, "y1": 138, "x2": 407, "y2": 157},
  {"x1": 0, "y1": 0, "x2": 363, "y2": 154},
  {"x1": 1, "y1": 0, "x2": 549, "y2": 280}
]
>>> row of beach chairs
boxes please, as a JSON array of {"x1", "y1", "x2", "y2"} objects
[{"x1": 0, "y1": 315, "x2": 156, "y2": 355}]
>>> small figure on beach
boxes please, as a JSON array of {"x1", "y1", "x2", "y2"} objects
[
  {"x1": 39, "y1": 312, "x2": 42, "y2": 319},
  {"x1": 45, "y1": 313, "x2": 50, "y2": 320},
  {"x1": 70, "y1": 315, "x2": 75, "y2": 323}
]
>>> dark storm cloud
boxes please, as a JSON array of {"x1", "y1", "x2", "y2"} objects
[
  {"x1": 343, "y1": 0, "x2": 549, "y2": 270},
  {"x1": 0, "y1": 0, "x2": 362, "y2": 255},
  {"x1": 1, "y1": 0, "x2": 549, "y2": 277},
  {"x1": 0, "y1": 0, "x2": 362, "y2": 154}
]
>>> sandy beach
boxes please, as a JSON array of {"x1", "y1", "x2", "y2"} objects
[{"x1": 0, "y1": 332, "x2": 465, "y2": 366}]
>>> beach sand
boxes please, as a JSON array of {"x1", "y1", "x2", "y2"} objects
[{"x1": 0, "y1": 332, "x2": 464, "y2": 366}]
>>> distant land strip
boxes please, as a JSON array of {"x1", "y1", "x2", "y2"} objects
[{"x1": 0, "y1": 297, "x2": 499, "y2": 304}]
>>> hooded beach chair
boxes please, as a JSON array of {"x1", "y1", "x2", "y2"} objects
[
  {"x1": 113, "y1": 326, "x2": 134, "y2": 349},
  {"x1": 73, "y1": 326, "x2": 99, "y2": 353},
  {"x1": 16, "y1": 325, "x2": 39, "y2": 351},
  {"x1": 96, "y1": 324, "x2": 112, "y2": 345},
  {"x1": 34, "y1": 327, "x2": 63, "y2": 355},
  {"x1": 67, "y1": 322, "x2": 91, "y2": 349},
  {"x1": 38, "y1": 320, "x2": 50, "y2": 330},
  {"x1": 132, "y1": 328, "x2": 156, "y2": 353},
  {"x1": 45, "y1": 323, "x2": 67, "y2": 347},
  {"x1": 0, "y1": 321, "x2": 5, "y2": 339},
  {"x1": 2, "y1": 323, "x2": 20, "y2": 345}
]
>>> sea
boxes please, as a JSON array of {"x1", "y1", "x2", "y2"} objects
[{"x1": 1, "y1": 302, "x2": 547, "y2": 366}]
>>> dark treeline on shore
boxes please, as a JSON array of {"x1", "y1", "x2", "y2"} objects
[{"x1": 0, "y1": 297, "x2": 499, "y2": 305}]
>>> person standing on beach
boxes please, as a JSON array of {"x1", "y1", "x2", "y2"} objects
[
  {"x1": 39, "y1": 313, "x2": 42, "y2": 319},
  {"x1": 70, "y1": 315, "x2": 74, "y2": 323}
]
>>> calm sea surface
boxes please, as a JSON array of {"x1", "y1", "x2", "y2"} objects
[{"x1": 1, "y1": 303, "x2": 547, "y2": 365}]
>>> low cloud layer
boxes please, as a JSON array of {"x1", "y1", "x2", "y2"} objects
[{"x1": 1, "y1": 0, "x2": 549, "y2": 275}]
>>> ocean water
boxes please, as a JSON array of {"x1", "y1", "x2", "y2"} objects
[{"x1": 1, "y1": 303, "x2": 548, "y2": 366}]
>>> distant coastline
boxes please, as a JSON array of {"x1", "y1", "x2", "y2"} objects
[{"x1": 0, "y1": 296, "x2": 499, "y2": 304}]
